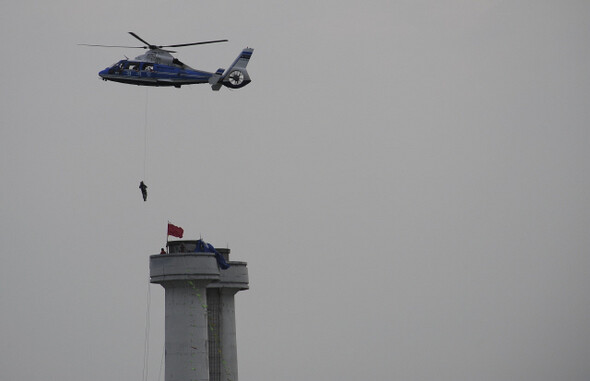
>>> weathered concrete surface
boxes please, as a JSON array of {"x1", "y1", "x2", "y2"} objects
[
  {"x1": 149, "y1": 251, "x2": 249, "y2": 381},
  {"x1": 150, "y1": 253, "x2": 220, "y2": 283}
]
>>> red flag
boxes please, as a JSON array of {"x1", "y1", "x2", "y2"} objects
[{"x1": 167, "y1": 223, "x2": 184, "y2": 238}]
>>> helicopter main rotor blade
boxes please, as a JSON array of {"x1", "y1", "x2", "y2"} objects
[
  {"x1": 78, "y1": 43, "x2": 146, "y2": 49},
  {"x1": 161, "y1": 39, "x2": 228, "y2": 48},
  {"x1": 128, "y1": 32, "x2": 153, "y2": 48},
  {"x1": 83, "y1": 33, "x2": 228, "y2": 51}
]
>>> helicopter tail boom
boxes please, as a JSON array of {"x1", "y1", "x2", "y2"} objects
[
  {"x1": 209, "y1": 68, "x2": 225, "y2": 91},
  {"x1": 209, "y1": 48, "x2": 254, "y2": 91}
]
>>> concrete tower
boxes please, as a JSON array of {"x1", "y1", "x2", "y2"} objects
[{"x1": 150, "y1": 240, "x2": 249, "y2": 381}]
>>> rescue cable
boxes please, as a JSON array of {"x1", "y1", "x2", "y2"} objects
[
  {"x1": 144, "y1": 88, "x2": 148, "y2": 181},
  {"x1": 140, "y1": 89, "x2": 149, "y2": 202}
]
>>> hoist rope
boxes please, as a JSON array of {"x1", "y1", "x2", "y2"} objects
[
  {"x1": 142, "y1": 280, "x2": 151, "y2": 381},
  {"x1": 142, "y1": 279, "x2": 164, "y2": 381},
  {"x1": 158, "y1": 343, "x2": 165, "y2": 381},
  {"x1": 143, "y1": 88, "x2": 149, "y2": 181}
]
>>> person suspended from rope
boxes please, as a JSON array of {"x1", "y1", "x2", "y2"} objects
[{"x1": 139, "y1": 181, "x2": 148, "y2": 201}]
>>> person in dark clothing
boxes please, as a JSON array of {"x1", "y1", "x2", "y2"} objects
[{"x1": 139, "y1": 181, "x2": 148, "y2": 201}]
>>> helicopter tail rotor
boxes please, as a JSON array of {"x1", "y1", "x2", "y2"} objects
[{"x1": 209, "y1": 48, "x2": 253, "y2": 91}]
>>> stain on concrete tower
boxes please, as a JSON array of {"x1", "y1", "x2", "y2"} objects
[{"x1": 150, "y1": 240, "x2": 249, "y2": 381}]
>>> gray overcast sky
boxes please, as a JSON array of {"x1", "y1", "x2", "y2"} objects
[{"x1": 1, "y1": 1, "x2": 589, "y2": 380}]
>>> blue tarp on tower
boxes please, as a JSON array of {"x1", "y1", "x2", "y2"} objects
[{"x1": 194, "y1": 239, "x2": 230, "y2": 270}]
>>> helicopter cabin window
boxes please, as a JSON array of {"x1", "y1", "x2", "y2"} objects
[
  {"x1": 128, "y1": 63, "x2": 140, "y2": 71},
  {"x1": 143, "y1": 64, "x2": 154, "y2": 72}
]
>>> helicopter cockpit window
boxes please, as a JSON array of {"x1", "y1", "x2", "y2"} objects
[
  {"x1": 107, "y1": 61, "x2": 126, "y2": 74},
  {"x1": 128, "y1": 63, "x2": 140, "y2": 71}
]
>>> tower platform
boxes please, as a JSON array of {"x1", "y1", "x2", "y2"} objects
[{"x1": 149, "y1": 240, "x2": 248, "y2": 381}]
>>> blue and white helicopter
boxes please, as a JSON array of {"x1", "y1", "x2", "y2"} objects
[{"x1": 82, "y1": 32, "x2": 253, "y2": 90}]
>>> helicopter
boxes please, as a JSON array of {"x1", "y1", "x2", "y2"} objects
[{"x1": 81, "y1": 32, "x2": 253, "y2": 90}]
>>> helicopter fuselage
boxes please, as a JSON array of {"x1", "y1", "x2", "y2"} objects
[
  {"x1": 98, "y1": 47, "x2": 252, "y2": 89},
  {"x1": 99, "y1": 60, "x2": 215, "y2": 88}
]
